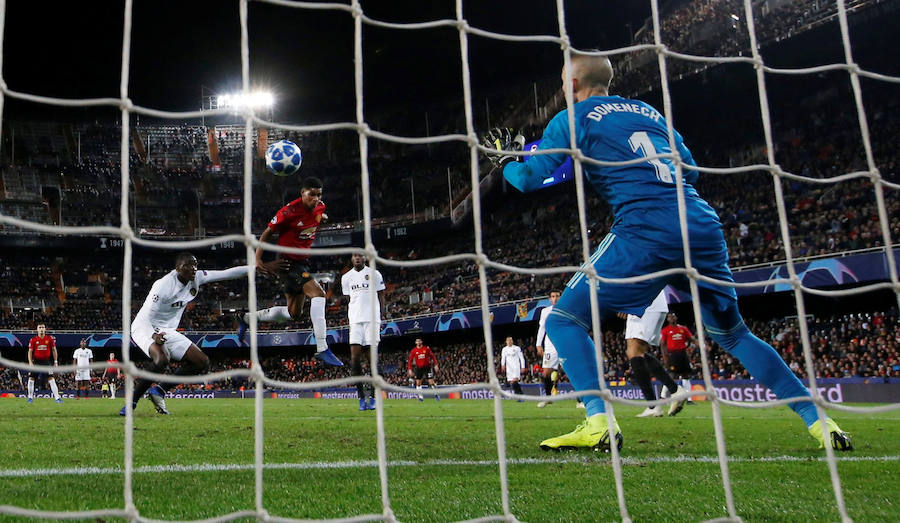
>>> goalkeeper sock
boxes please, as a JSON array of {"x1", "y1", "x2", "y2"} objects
[
  {"x1": 250, "y1": 306, "x2": 291, "y2": 324},
  {"x1": 27, "y1": 378, "x2": 34, "y2": 399},
  {"x1": 545, "y1": 312, "x2": 606, "y2": 416},
  {"x1": 644, "y1": 353, "x2": 678, "y2": 394},
  {"x1": 629, "y1": 357, "x2": 657, "y2": 402},
  {"x1": 704, "y1": 304, "x2": 818, "y2": 427},
  {"x1": 310, "y1": 297, "x2": 328, "y2": 352}
]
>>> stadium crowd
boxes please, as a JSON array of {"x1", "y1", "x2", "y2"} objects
[
  {"x1": 2, "y1": 0, "x2": 898, "y2": 396},
  {"x1": 1, "y1": 309, "x2": 895, "y2": 394}
]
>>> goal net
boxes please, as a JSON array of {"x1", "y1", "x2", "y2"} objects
[{"x1": 0, "y1": 0, "x2": 898, "y2": 521}]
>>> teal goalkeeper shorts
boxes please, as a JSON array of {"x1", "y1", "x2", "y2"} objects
[{"x1": 555, "y1": 231, "x2": 738, "y2": 330}]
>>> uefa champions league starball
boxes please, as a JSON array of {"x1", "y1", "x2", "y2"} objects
[{"x1": 265, "y1": 139, "x2": 302, "y2": 176}]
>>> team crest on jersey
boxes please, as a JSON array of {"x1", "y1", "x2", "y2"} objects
[
  {"x1": 190, "y1": 287, "x2": 197, "y2": 296},
  {"x1": 315, "y1": 214, "x2": 322, "y2": 223},
  {"x1": 298, "y1": 225, "x2": 318, "y2": 239},
  {"x1": 365, "y1": 274, "x2": 369, "y2": 280}
]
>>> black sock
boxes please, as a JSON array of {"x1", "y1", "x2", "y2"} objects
[
  {"x1": 350, "y1": 356, "x2": 364, "y2": 400},
  {"x1": 512, "y1": 381, "x2": 523, "y2": 395},
  {"x1": 132, "y1": 359, "x2": 169, "y2": 402},
  {"x1": 542, "y1": 375, "x2": 553, "y2": 396},
  {"x1": 644, "y1": 353, "x2": 678, "y2": 394},
  {"x1": 157, "y1": 361, "x2": 205, "y2": 394},
  {"x1": 629, "y1": 356, "x2": 657, "y2": 402}
]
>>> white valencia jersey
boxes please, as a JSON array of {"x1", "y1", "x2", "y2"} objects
[
  {"x1": 535, "y1": 305, "x2": 556, "y2": 354},
  {"x1": 134, "y1": 267, "x2": 249, "y2": 329},
  {"x1": 501, "y1": 344, "x2": 525, "y2": 373},
  {"x1": 341, "y1": 266, "x2": 386, "y2": 324},
  {"x1": 73, "y1": 348, "x2": 94, "y2": 368}
]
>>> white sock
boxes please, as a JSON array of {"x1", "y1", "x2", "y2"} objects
[
  {"x1": 49, "y1": 379, "x2": 60, "y2": 400},
  {"x1": 249, "y1": 306, "x2": 291, "y2": 324},
  {"x1": 27, "y1": 379, "x2": 34, "y2": 399},
  {"x1": 660, "y1": 385, "x2": 669, "y2": 399},
  {"x1": 682, "y1": 378, "x2": 691, "y2": 393},
  {"x1": 110, "y1": 383, "x2": 116, "y2": 398},
  {"x1": 310, "y1": 297, "x2": 327, "y2": 352}
]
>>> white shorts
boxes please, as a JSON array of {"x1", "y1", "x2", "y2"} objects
[
  {"x1": 541, "y1": 348, "x2": 559, "y2": 370},
  {"x1": 348, "y1": 322, "x2": 380, "y2": 346},
  {"x1": 625, "y1": 310, "x2": 667, "y2": 347},
  {"x1": 131, "y1": 321, "x2": 192, "y2": 361},
  {"x1": 505, "y1": 366, "x2": 522, "y2": 382},
  {"x1": 75, "y1": 369, "x2": 91, "y2": 381}
]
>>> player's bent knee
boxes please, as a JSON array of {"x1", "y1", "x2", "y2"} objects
[
  {"x1": 704, "y1": 320, "x2": 750, "y2": 353},
  {"x1": 544, "y1": 312, "x2": 568, "y2": 337}
]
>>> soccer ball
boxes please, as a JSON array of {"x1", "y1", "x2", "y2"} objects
[{"x1": 265, "y1": 140, "x2": 302, "y2": 176}]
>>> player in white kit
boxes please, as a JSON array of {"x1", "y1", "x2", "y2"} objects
[
  {"x1": 72, "y1": 339, "x2": 94, "y2": 399},
  {"x1": 535, "y1": 291, "x2": 562, "y2": 407},
  {"x1": 341, "y1": 253, "x2": 386, "y2": 411},
  {"x1": 623, "y1": 290, "x2": 686, "y2": 417},
  {"x1": 119, "y1": 252, "x2": 252, "y2": 416},
  {"x1": 500, "y1": 336, "x2": 526, "y2": 400}
]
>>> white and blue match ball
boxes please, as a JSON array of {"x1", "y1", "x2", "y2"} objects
[{"x1": 265, "y1": 139, "x2": 302, "y2": 176}]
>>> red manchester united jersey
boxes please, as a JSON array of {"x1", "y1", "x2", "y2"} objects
[
  {"x1": 106, "y1": 358, "x2": 120, "y2": 376},
  {"x1": 408, "y1": 346, "x2": 437, "y2": 370},
  {"x1": 661, "y1": 325, "x2": 693, "y2": 352},
  {"x1": 268, "y1": 198, "x2": 326, "y2": 261},
  {"x1": 29, "y1": 335, "x2": 55, "y2": 360}
]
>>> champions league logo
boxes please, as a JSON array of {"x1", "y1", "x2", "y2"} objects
[
  {"x1": 0, "y1": 333, "x2": 23, "y2": 347},
  {"x1": 764, "y1": 259, "x2": 859, "y2": 293}
]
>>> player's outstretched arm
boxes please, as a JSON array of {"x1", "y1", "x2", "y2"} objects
[
  {"x1": 196, "y1": 266, "x2": 252, "y2": 285},
  {"x1": 501, "y1": 113, "x2": 570, "y2": 193}
]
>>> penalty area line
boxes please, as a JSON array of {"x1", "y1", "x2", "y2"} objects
[{"x1": 1, "y1": 455, "x2": 898, "y2": 478}]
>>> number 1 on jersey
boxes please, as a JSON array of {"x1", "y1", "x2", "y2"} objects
[{"x1": 628, "y1": 131, "x2": 674, "y2": 183}]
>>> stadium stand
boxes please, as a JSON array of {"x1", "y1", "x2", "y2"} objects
[{"x1": 0, "y1": 0, "x2": 897, "y2": 388}]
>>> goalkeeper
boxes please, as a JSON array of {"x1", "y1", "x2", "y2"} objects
[{"x1": 483, "y1": 54, "x2": 851, "y2": 452}]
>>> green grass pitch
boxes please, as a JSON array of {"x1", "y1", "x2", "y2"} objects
[{"x1": 0, "y1": 397, "x2": 896, "y2": 522}]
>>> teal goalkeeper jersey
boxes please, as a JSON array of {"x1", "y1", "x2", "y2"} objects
[{"x1": 503, "y1": 95, "x2": 723, "y2": 246}]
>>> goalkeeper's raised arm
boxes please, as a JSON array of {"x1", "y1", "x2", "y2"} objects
[{"x1": 491, "y1": 117, "x2": 571, "y2": 194}]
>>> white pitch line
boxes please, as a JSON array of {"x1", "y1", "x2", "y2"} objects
[{"x1": 0, "y1": 455, "x2": 897, "y2": 478}]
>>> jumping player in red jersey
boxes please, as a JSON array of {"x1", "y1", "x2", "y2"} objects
[
  {"x1": 238, "y1": 177, "x2": 342, "y2": 366},
  {"x1": 27, "y1": 324, "x2": 62, "y2": 403},
  {"x1": 408, "y1": 338, "x2": 439, "y2": 401},
  {"x1": 659, "y1": 312, "x2": 696, "y2": 398}
]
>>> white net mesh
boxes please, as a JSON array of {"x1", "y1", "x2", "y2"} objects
[{"x1": 0, "y1": 0, "x2": 898, "y2": 521}]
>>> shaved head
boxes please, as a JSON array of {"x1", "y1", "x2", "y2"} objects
[{"x1": 564, "y1": 53, "x2": 613, "y2": 101}]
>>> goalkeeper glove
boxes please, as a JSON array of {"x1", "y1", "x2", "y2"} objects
[{"x1": 482, "y1": 127, "x2": 525, "y2": 169}]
